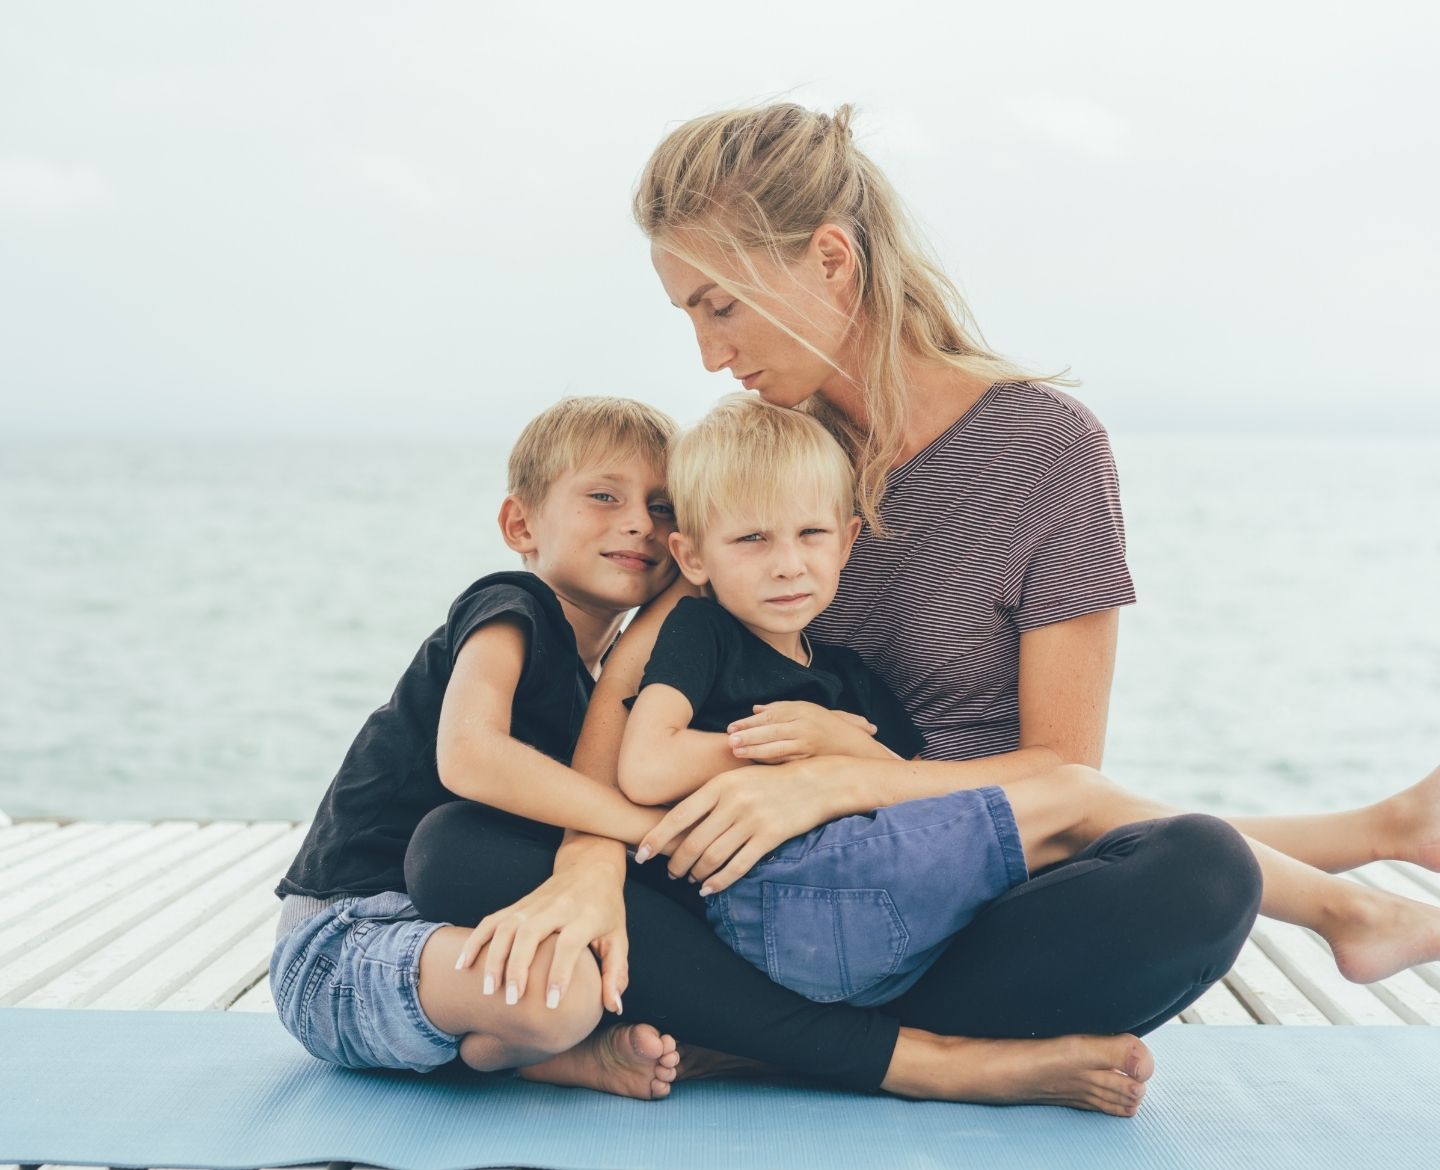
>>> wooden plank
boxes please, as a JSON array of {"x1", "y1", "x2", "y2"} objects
[
  {"x1": 1248, "y1": 919, "x2": 1405, "y2": 1025},
  {"x1": 0, "y1": 821, "x2": 199, "y2": 921},
  {"x1": 230, "y1": 972, "x2": 278, "y2": 1013},
  {"x1": 0, "y1": 821, "x2": 139, "y2": 881},
  {"x1": 18, "y1": 823, "x2": 297, "y2": 1008},
  {"x1": 157, "y1": 911, "x2": 282, "y2": 1011},
  {"x1": 88, "y1": 829, "x2": 302, "y2": 1011},
  {"x1": 0, "y1": 821, "x2": 60, "y2": 849},
  {"x1": 0, "y1": 822, "x2": 246, "y2": 964},
  {"x1": 0, "y1": 820, "x2": 102, "y2": 872},
  {"x1": 0, "y1": 822, "x2": 287, "y2": 1005},
  {"x1": 1225, "y1": 939, "x2": 1331, "y2": 1025},
  {"x1": 1179, "y1": 979, "x2": 1257, "y2": 1025}
]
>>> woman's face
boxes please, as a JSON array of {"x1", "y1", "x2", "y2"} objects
[{"x1": 651, "y1": 232, "x2": 858, "y2": 410}]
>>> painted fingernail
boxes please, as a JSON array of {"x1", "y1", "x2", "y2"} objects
[
  {"x1": 614, "y1": 994, "x2": 624, "y2": 1015},
  {"x1": 634, "y1": 846, "x2": 652, "y2": 864},
  {"x1": 482, "y1": 973, "x2": 495, "y2": 995},
  {"x1": 454, "y1": 956, "x2": 465, "y2": 971},
  {"x1": 699, "y1": 885, "x2": 713, "y2": 897},
  {"x1": 505, "y1": 981, "x2": 519, "y2": 1005},
  {"x1": 546, "y1": 985, "x2": 560, "y2": 1010}
]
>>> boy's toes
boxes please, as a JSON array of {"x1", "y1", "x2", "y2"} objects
[{"x1": 659, "y1": 1049, "x2": 681, "y2": 1069}]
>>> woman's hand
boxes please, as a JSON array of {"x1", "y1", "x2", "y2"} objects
[
  {"x1": 634, "y1": 756, "x2": 854, "y2": 895},
  {"x1": 453, "y1": 860, "x2": 628, "y2": 1014},
  {"x1": 726, "y1": 702, "x2": 880, "y2": 764}
]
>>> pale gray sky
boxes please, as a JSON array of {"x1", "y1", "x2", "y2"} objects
[{"x1": 2, "y1": 0, "x2": 1436, "y2": 440}]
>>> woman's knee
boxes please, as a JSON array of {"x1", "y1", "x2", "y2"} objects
[{"x1": 1147, "y1": 814, "x2": 1263, "y2": 943}]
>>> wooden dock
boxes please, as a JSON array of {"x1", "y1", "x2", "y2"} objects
[{"x1": 4, "y1": 816, "x2": 1440, "y2": 1168}]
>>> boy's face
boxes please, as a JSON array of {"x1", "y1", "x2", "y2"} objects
[
  {"x1": 671, "y1": 494, "x2": 861, "y2": 638},
  {"x1": 504, "y1": 456, "x2": 677, "y2": 613}
]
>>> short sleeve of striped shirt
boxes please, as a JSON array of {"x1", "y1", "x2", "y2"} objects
[{"x1": 1009, "y1": 427, "x2": 1136, "y2": 632}]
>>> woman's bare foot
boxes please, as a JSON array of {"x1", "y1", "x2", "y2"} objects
[
  {"x1": 1380, "y1": 765, "x2": 1440, "y2": 872},
  {"x1": 883, "y1": 1029, "x2": 1154, "y2": 1117},
  {"x1": 1326, "y1": 884, "x2": 1440, "y2": 984},
  {"x1": 518, "y1": 1023, "x2": 680, "y2": 1100}
]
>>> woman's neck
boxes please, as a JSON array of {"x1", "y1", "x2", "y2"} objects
[{"x1": 820, "y1": 352, "x2": 996, "y2": 468}]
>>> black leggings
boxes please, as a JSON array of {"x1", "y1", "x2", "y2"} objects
[{"x1": 404, "y1": 805, "x2": 1261, "y2": 1091}]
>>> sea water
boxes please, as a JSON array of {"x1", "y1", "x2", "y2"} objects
[{"x1": 1, "y1": 435, "x2": 1436, "y2": 821}]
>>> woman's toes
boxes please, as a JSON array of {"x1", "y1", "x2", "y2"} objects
[
  {"x1": 626, "y1": 1023, "x2": 664, "y2": 1061},
  {"x1": 656, "y1": 1062, "x2": 678, "y2": 1083},
  {"x1": 659, "y1": 1049, "x2": 681, "y2": 1069},
  {"x1": 651, "y1": 1077, "x2": 671, "y2": 1098}
]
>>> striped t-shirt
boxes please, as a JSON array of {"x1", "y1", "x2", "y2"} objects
[{"x1": 807, "y1": 382, "x2": 1136, "y2": 762}]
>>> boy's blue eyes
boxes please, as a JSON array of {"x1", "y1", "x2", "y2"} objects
[
  {"x1": 736, "y1": 528, "x2": 828, "y2": 542},
  {"x1": 587, "y1": 491, "x2": 675, "y2": 518}
]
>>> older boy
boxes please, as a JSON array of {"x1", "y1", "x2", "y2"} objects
[{"x1": 270, "y1": 396, "x2": 682, "y2": 1097}]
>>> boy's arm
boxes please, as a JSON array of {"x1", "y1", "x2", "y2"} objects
[
  {"x1": 617, "y1": 684, "x2": 747, "y2": 806},
  {"x1": 436, "y1": 619, "x2": 662, "y2": 845}
]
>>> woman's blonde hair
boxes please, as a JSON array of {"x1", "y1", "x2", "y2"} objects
[
  {"x1": 507, "y1": 396, "x2": 676, "y2": 508},
  {"x1": 667, "y1": 393, "x2": 854, "y2": 547},
  {"x1": 634, "y1": 102, "x2": 1050, "y2": 530}
]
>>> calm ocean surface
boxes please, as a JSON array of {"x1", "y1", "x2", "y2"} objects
[{"x1": 2, "y1": 435, "x2": 1436, "y2": 821}]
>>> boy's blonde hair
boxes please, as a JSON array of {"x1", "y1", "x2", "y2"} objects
[
  {"x1": 507, "y1": 396, "x2": 677, "y2": 508},
  {"x1": 668, "y1": 393, "x2": 855, "y2": 546},
  {"x1": 634, "y1": 102, "x2": 1056, "y2": 532}
]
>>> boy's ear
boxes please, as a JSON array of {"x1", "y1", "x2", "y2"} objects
[
  {"x1": 838, "y1": 515, "x2": 862, "y2": 565},
  {"x1": 668, "y1": 531, "x2": 710, "y2": 587},
  {"x1": 498, "y1": 495, "x2": 538, "y2": 559}
]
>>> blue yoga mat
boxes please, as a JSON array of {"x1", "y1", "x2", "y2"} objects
[{"x1": 2, "y1": 1008, "x2": 1437, "y2": 1169}]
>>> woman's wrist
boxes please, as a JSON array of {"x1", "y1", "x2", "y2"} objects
[{"x1": 553, "y1": 831, "x2": 628, "y2": 881}]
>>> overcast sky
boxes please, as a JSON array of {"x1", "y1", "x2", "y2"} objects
[{"x1": 2, "y1": 0, "x2": 1437, "y2": 441}]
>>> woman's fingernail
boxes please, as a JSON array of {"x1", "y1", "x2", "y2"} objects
[
  {"x1": 614, "y1": 994, "x2": 624, "y2": 1015},
  {"x1": 634, "y1": 845, "x2": 651, "y2": 864},
  {"x1": 699, "y1": 885, "x2": 713, "y2": 897},
  {"x1": 482, "y1": 973, "x2": 495, "y2": 996},
  {"x1": 454, "y1": 956, "x2": 465, "y2": 971},
  {"x1": 546, "y1": 985, "x2": 560, "y2": 1010},
  {"x1": 505, "y1": 981, "x2": 519, "y2": 1005}
]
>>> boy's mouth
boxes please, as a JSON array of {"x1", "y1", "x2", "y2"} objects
[
  {"x1": 765, "y1": 593, "x2": 812, "y2": 607},
  {"x1": 602, "y1": 550, "x2": 659, "y2": 573}
]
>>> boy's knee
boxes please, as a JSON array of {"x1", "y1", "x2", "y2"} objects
[{"x1": 405, "y1": 802, "x2": 484, "y2": 919}]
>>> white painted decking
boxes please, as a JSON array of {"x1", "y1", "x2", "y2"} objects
[
  {"x1": 5, "y1": 817, "x2": 1440, "y2": 1024},
  {"x1": 4, "y1": 816, "x2": 1440, "y2": 1170}
]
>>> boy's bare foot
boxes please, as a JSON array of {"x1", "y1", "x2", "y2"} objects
[
  {"x1": 1381, "y1": 765, "x2": 1440, "y2": 872},
  {"x1": 518, "y1": 1023, "x2": 680, "y2": 1100},
  {"x1": 884, "y1": 1029, "x2": 1154, "y2": 1117},
  {"x1": 1327, "y1": 884, "x2": 1440, "y2": 984}
]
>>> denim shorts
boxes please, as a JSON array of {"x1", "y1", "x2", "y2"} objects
[
  {"x1": 706, "y1": 786, "x2": 1028, "y2": 1007},
  {"x1": 269, "y1": 891, "x2": 461, "y2": 1072}
]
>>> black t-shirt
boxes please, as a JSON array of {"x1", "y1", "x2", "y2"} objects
[
  {"x1": 276, "y1": 571, "x2": 592, "y2": 901},
  {"x1": 632, "y1": 596, "x2": 926, "y2": 759}
]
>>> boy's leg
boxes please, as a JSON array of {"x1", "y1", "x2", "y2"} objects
[{"x1": 1009, "y1": 765, "x2": 1440, "y2": 985}]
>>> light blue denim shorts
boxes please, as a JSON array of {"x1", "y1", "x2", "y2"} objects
[
  {"x1": 269, "y1": 891, "x2": 461, "y2": 1072},
  {"x1": 706, "y1": 786, "x2": 1028, "y2": 1007}
]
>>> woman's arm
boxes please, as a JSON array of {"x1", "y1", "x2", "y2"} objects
[{"x1": 639, "y1": 608, "x2": 1122, "y2": 890}]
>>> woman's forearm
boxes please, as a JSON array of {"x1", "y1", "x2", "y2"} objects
[{"x1": 828, "y1": 746, "x2": 1063, "y2": 817}]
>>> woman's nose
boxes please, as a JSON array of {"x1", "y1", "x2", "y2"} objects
[{"x1": 694, "y1": 322, "x2": 736, "y2": 374}]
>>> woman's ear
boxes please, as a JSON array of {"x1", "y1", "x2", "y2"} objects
[
  {"x1": 498, "y1": 495, "x2": 538, "y2": 560},
  {"x1": 812, "y1": 223, "x2": 858, "y2": 287},
  {"x1": 668, "y1": 531, "x2": 710, "y2": 587}
]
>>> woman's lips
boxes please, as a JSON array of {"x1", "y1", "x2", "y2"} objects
[
  {"x1": 603, "y1": 552, "x2": 656, "y2": 573},
  {"x1": 740, "y1": 371, "x2": 763, "y2": 390}
]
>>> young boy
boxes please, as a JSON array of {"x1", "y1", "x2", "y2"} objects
[
  {"x1": 618, "y1": 393, "x2": 1440, "y2": 1006},
  {"x1": 270, "y1": 396, "x2": 683, "y2": 1094}
]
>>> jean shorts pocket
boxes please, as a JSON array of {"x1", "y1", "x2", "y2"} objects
[
  {"x1": 761, "y1": 883, "x2": 908, "y2": 1004},
  {"x1": 296, "y1": 954, "x2": 339, "y2": 1057}
]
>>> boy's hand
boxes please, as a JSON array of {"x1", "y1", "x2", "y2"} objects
[
  {"x1": 453, "y1": 863, "x2": 628, "y2": 1014},
  {"x1": 726, "y1": 702, "x2": 879, "y2": 764}
]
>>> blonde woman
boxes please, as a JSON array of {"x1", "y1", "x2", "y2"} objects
[{"x1": 405, "y1": 104, "x2": 1440, "y2": 1114}]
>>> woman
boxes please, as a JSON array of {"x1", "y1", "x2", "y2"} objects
[{"x1": 406, "y1": 103, "x2": 1440, "y2": 1114}]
